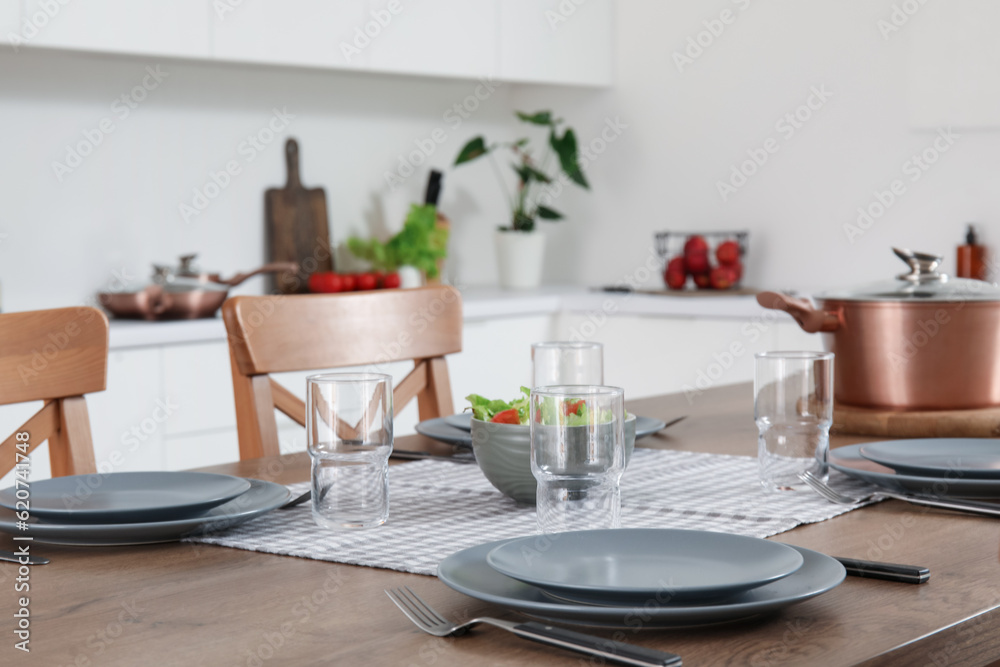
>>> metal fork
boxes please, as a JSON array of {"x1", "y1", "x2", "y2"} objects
[
  {"x1": 798, "y1": 471, "x2": 1000, "y2": 517},
  {"x1": 385, "y1": 586, "x2": 681, "y2": 667}
]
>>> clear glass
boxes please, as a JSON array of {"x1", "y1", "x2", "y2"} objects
[
  {"x1": 755, "y1": 352, "x2": 834, "y2": 492},
  {"x1": 307, "y1": 373, "x2": 393, "y2": 529},
  {"x1": 530, "y1": 385, "x2": 625, "y2": 533},
  {"x1": 531, "y1": 342, "x2": 604, "y2": 388}
]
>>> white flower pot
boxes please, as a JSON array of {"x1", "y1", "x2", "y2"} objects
[
  {"x1": 495, "y1": 229, "x2": 546, "y2": 290},
  {"x1": 397, "y1": 265, "x2": 424, "y2": 289}
]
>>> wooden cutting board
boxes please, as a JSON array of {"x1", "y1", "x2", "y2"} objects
[
  {"x1": 833, "y1": 403, "x2": 1000, "y2": 438},
  {"x1": 265, "y1": 138, "x2": 332, "y2": 293}
]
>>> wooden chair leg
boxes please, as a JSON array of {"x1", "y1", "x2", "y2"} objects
[
  {"x1": 49, "y1": 396, "x2": 97, "y2": 477},
  {"x1": 417, "y1": 357, "x2": 454, "y2": 421}
]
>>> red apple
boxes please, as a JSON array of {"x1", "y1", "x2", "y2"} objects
[
  {"x1": 665, "y1": 270, "x2": 687, "y2": 290},
  {"x1": 716, "y1": 240, "x2": 741, "y2": 266},
  {"x1": 726, "y1": 261, "x2": 743, "y2": 284},
  {"x1": 667, "y1": 256, "x2": 686, "y2": 275},
  {"x1": 685, "y1": 251, "x2": 710, "y2": 275},
  {"x1": 710, "y1": 266, "x2": 733, "y2": 290},
  {"x1": 692, "y1": 272, "x2": 711, "y2": 289},
  {"x1": 683, "y1": 235, "x2": 709, "y2": 256}
]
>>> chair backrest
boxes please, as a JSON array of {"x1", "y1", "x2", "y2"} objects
[
  {"x1": 222, "y1": 286, "x2": 462, "y2": 459},
  {"x1": 0, "y1": 307, "x2": 108, "y2": 477}
]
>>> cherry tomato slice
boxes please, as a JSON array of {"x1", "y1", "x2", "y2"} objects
[{"x1": 491, "y1": 409, "x2": 521, "y2": 424}]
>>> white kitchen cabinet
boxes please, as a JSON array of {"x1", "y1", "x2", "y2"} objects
[
  {"x1": 0, "y1": 1, "x2": 19, "y2": 46},
  {"x1": 164, "y1": 430, "x2": 240, "y2": 471},
  {"x1": 367, "y1": 0, "x2": 498, "y2": 79},
  {"x1": 22, "y1": 0, "x2": 210, "y2": 59},
  {"x1": 499, "y1": 0, "x2": 613, "y2": 87},
  {"x1": 163, "y1": 341, "x2": 235, "y2": 436},
  {"x1": 212, "y1": 0, "x2": 369, "y2": 70}
]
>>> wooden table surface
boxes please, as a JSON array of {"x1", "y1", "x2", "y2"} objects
[{"x1": 5, "y1": 383, "x2": 1000, "y2": 666}]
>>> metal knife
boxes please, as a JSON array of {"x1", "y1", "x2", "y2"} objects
[{"x1": 0, "y1": 550, "x2": 49, "y2": 565}]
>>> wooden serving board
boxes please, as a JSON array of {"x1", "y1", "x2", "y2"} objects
[
  {"x1": 833, "y1": 403, "x2": 1000, "y2": 438},
  {"x1": 265, "y1": 138, "x2": 332, "y2": 293}
]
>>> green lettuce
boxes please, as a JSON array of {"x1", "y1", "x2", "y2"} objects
[{"x1": 466, "y1": 387, "x2": 531, "y2": 424}]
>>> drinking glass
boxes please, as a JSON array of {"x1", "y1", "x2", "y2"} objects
[
  {"x1": 530, "y1": 385, "x2": 625, "y2": 533},
  {"x1": 531, "y1": 342, "x2": 604, "y2": 388},
  {"x1": 755, "y1": 351, "x2": 834, "y2": 492},
  {"x1": 307, "y1": 373, "x2": 393, "y2": 529}
]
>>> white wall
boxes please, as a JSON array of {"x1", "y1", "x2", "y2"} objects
[
  {"x1": 0, "y1": 47, "x2": 515, "y2": 312},
  {"x1": 512, "y1": 0, "x2": 1000, "y2": 294},
  {"x1": 3, "y1": 1, "x2": 1000, "y2": 315}
]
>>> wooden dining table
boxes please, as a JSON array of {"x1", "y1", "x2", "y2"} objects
[{"x1": 4, "y1": 382, "x2": 1000, "y2": 666}]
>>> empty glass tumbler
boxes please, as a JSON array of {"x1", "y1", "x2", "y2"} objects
[
  {"x1": 530, "y1": 385, "x2": 625, "y2": 533},
  {"x1": 531, "y1": 342, "x2": 604, "y2": 387},
  {"x1": 307, "y1": 373, "x2": 393, "y2": 529},
  {"x1": 754, "y1": 351, "x2": 834, "y2": 492}
]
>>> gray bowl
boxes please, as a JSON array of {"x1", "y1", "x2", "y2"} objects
[{"x1": 470, "y1": 415, "x2": 636, "y2": 505}]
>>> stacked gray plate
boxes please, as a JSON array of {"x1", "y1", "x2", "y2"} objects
[
  {"x1": 438, "y1": 529, "x2": 846, "y2": 627},
  {"x1": 0, "y1": 471, "x2": 290, "y2": 546}
]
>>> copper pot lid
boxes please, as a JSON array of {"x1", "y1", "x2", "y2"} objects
[{"x1": 816, "y1": 247, "x2": 1000, "y2": 302}]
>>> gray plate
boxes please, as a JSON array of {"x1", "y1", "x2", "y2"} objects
[
  {"x1": 486, "y1": 529, "x2": 804, "y2": 604},
  {"x1": 427, "y1": 414, "x2": 669, "y2": 445},
  {"x1": 438, "y1": 539, "x2": 844, "y2": 628},
  {"x1": 0, "y1": 479, "x2": 290, "y2": 546},
  {"x1": 858, "y1": 439, "x2": 1000, "y2": 479},
  {"x1": 831, "y1": 444, "x2": 1000, "y2": 497},
  {"x1": 0, "y1": 471, "x2": 252, "y2": 524}
]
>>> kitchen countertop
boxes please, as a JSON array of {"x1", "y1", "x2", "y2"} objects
[{"x1": 107, "y1": 285, "x2": 774, "y2": 350}]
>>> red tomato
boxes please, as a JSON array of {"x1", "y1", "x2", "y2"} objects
[
  {"x1": 563, "y1": 399, "x2": 585, "y2": 416},
  {"x1": 685, "y1": 251, "x2": 710, "y2": 275},
  {"x1": 491, "y1": 409, "x2": 521, "y2": 424},
  {"x1": 665, "y1": 270, "x2": 687, "y2": 290},
  {"x1": 356, "y1": 273, "x2": 378, "y2": 291},
  {"x1": 716, "y1": 240, "x2": 741, "y2": 266},
  {"x1": 373, "y1": 271, "x2": 385, "y2": 288},
  {"x1": 683, "y1": 235, "x2": 709, "y2": 256},
  {"x1": 308, "y1": 272, "x2": 343, "y2": 293},
  {"x1": 710, "y1": 266, "x2": 733, "y2": 290},
  {"x1": 692, "y1": 272, "x2": 712, "y2": 289},
  {"x1": 382, "y1": 272, "x2": 401, "y2": 289},
  {"x1": 339, "y1": 273, "x2": 357, "y2": 292},
  {"x1": 666, "y1": 256, "x2": 686, "y2": 276}
]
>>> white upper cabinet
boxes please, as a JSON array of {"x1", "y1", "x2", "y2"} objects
[
  {"x1": 367, "y1": 0, "x2": 498, "y2": 80},
  {"x1": 212, "y1": 0, "x2": 369, "y2": 70},
  {"x1": 499, "y1": 0, "x2": 613, "y2": 87},
  {"x1": 21, "y1": 0, "x2": 210, "y2": 59},
  {"x1": 0, "y1": 2, "x2": 19, "y2": 45}
]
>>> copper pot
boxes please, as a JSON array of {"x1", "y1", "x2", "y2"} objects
[
  {"x1": 758, "y1": 248, "x2": 1000, "y2": 411},
  {"x1": 99, "y1": 256, "x2": 298, "y2": 321}
]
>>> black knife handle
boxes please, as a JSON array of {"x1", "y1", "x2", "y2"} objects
[
  {"x1": 512, "y1": 621, "x2": 682, "y2": 666},
  {"x1": 836, "y1": 557, "x2": 930, "y2": 584}
]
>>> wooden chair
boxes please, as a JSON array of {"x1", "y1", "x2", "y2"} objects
[
  {"x1": 223, "y1": 286, "x2": 462, "y2": 459},
  {"x1": 0, "y1": 307, "x2": 108, "y2": 478}
]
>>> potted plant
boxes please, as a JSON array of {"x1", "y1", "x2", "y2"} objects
[{"x1": 453, "y1": 110, "x2": 589, "y2": 289}]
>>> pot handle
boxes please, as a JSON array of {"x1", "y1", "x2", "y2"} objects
[
  {"x1": 756, "y1": 291, "x2": 841, "y2": 333},
  {"x1": 145, "y1": 285, "x2": 173, "y2": 315},
  {"x1": 220, "y1": 262, "x2": 300, "y2": 287}
]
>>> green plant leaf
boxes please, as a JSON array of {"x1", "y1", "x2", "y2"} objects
[
  {"x1": 536, "y1": 205, "x2": 563, "y2": 220},
  {"x1": 516, "y1": 110, "x2": 554, "y2": 126},
  {"x1": 454, "y1": 136, "x2": 488, "y2": 165},
  {"x1": 550, "y1": 129, "x2": 589, "y2": 189},
  {"x1": 514, "y1": 163, "x2": 551, "y2": 185}
]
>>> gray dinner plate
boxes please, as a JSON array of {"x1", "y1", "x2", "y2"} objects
[
  {"x1": 0, "y1": 471, "x2": 252, "y2": 524},
  {"x1": 427, "y1": 414, "x2": 669, "y2": 445},
  {"x1": 831, "y1": 444, "x2": 1000, "y2": 497},
  {"x1": 0, "y1": 479, "x2": 290, "y2": 546},
  {"x1": 486, "y1": 529, "x2": 804, "y2": 604},
  {"x1": 438, "y1": 539, "x2": 844, "y2": 628},
  {"x1": 858, "y1": 439, "x2": 1000, "y2": 479}
]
